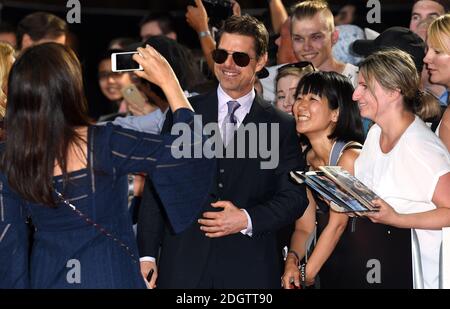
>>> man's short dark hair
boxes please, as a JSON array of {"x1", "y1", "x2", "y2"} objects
[
  {"x1": 139, "y1": 11, "x2": 175, "y2": 36},
  {"x1": 217, "y1": 15, "x2": 269, "y2": 59},
  {"x1": 17, "y1": 12, "x2": 67, "y2": 49}
]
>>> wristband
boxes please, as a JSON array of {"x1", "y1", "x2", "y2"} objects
[
  {"x1": 198, "y1": 30, "x2": 211, "y2": 38},
  {"x1": 299, "y1": 263, "x2": 306, "y2": 288}
]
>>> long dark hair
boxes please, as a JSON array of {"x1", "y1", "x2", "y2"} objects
[
  {"x1": 1, "y1": 43, "x2": 91, "y2": 206},
  {"x1": 295, "y1": 71, "x2": 364, "y2": 144}
]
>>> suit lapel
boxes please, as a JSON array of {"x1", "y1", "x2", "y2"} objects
[
  {"x1": 161, "y1": 109, "x2": 173, "y2": 133},
  {"x1": 241, "y1": 95, "x2": 272, "y2": 126},
  {"x1": 192, "y1": 91, "x2": 218, "y2": 125}
]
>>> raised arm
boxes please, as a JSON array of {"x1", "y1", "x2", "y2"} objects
[
  {"x1": 186, "y1": 0, "x2": 216, "y2": 72},
  {"x1": 268, "y1": 0, "x2": 288, "y2": 34},
  {"x1": 133, "y1": 45, "x2": 193, "y2": 113}
]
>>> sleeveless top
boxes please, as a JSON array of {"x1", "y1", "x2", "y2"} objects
[{"x1": 305, "y1": 140, "x2": 362, "y2": 213}]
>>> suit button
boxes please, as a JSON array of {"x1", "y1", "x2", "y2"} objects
[
  {"x1": 219, "y1": 169, "x2": 225, "y2": 173},
  {"x1": 218, "y1": 183, "x2": 223, "y2": 188}
]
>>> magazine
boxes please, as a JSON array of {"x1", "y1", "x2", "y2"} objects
[{"x1": 290, "y1": 166, "x2": 380, "y2": 214}]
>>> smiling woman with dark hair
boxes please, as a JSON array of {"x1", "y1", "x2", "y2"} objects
[
  {"x1": 0, "y1": 43, "x2": 213, "y2": 288},
  {"x1": 282, "y1": 71, "x2": 363, "y2": 289}
]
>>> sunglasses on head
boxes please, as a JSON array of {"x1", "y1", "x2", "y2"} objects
[
  {"x1": 212, "y1": 49, "x2": 254, "y2": 67},
  {"x1": 278, "y1": 61, "x2": 315, "y2": 73}
]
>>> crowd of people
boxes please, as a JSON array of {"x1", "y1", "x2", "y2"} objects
[{"x1": 0, "y1": 0, "x2": 449, "y2": 289}]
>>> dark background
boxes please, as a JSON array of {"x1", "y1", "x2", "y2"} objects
[
  {"x1": 0, "y1": 0, "x2": 417, "y2": 10},
  {"x1": 0, "y1": 0, "x2": 416, "y2": 118}
]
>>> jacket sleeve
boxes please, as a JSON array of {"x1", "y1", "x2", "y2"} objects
[
  {"x1": 137, "y1": 177, "x2": 167, "y2": 258},
  {"x1": 0, "y1": 183, "x2": 30, "y2": 288},
  {"x1": 101, "y1": 108, "x2": 215, "y2": 234}
]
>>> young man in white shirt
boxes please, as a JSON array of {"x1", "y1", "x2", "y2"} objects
[{"x1": 290, "y1": 1, "x2": 359, "y2": 86}]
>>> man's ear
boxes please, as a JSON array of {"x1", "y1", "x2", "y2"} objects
[
  {"x1": 21, "y1": 34, "x2": 34, "y2": 50},
  {"x1": 331, "y1": 29, "x2": 339, "y2": 46},
  {"x1": 256, "y1": 52, "x2": 268, "y2": 73}
]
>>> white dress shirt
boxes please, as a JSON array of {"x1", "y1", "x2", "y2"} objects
[{"x1": 217, "y1": 85, "x2": 255, "y2": 236}]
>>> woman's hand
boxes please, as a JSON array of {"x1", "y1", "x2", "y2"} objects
[
  {"x1": 281, "y1": 258, "x2": 300, "y2": 289},
  {"x1": 365, "y1": 198, "x2": 400, "y2": 226},
  {"x1": 132, "y1": 45, "x2": 191, "y2": 112},
  {"x1": 132, "y1": 45, "x2": 179, "y2": 91}
]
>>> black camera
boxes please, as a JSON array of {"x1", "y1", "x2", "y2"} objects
[{"x1": 194, "y1": 0, "x2": 234, "y2": 28}]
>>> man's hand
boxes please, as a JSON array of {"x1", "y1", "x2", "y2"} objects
[
  {"x1": 140, "y1": 261, "x2": 158, "y2": 289},
  {"x1": 198, "y1": 201, "x2": 248, "y2": 238}
]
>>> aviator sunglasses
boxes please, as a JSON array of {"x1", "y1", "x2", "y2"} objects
[{"x1": 212, "y1": 49, "x2": 255, "y2": 67}]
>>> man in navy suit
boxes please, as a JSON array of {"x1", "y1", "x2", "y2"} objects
[{"x1": 138, "y1": 15, "x2": 307, "y2": 289}]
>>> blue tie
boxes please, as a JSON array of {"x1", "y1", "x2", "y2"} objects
[{"x1": 222, "y1": 100, "x2": 241, "y2": 146}]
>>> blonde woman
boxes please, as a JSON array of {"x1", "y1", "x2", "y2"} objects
[
  {"x1": 0, "y1": 42, "x2": 15, "y2": 117},
  {"x1": 353, "y1": 49, "x2": 450, "y2": 289},
  {"x1": 424, "y1": 13, "x2": 450, "y2": 151},
  {"x1": 275, "y1": 61, "x2": 315, "y2": 114}
]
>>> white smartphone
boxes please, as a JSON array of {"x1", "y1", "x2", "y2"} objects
[{"x1": 111, "y1": 51, "x2": 143, "y2": 72}]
